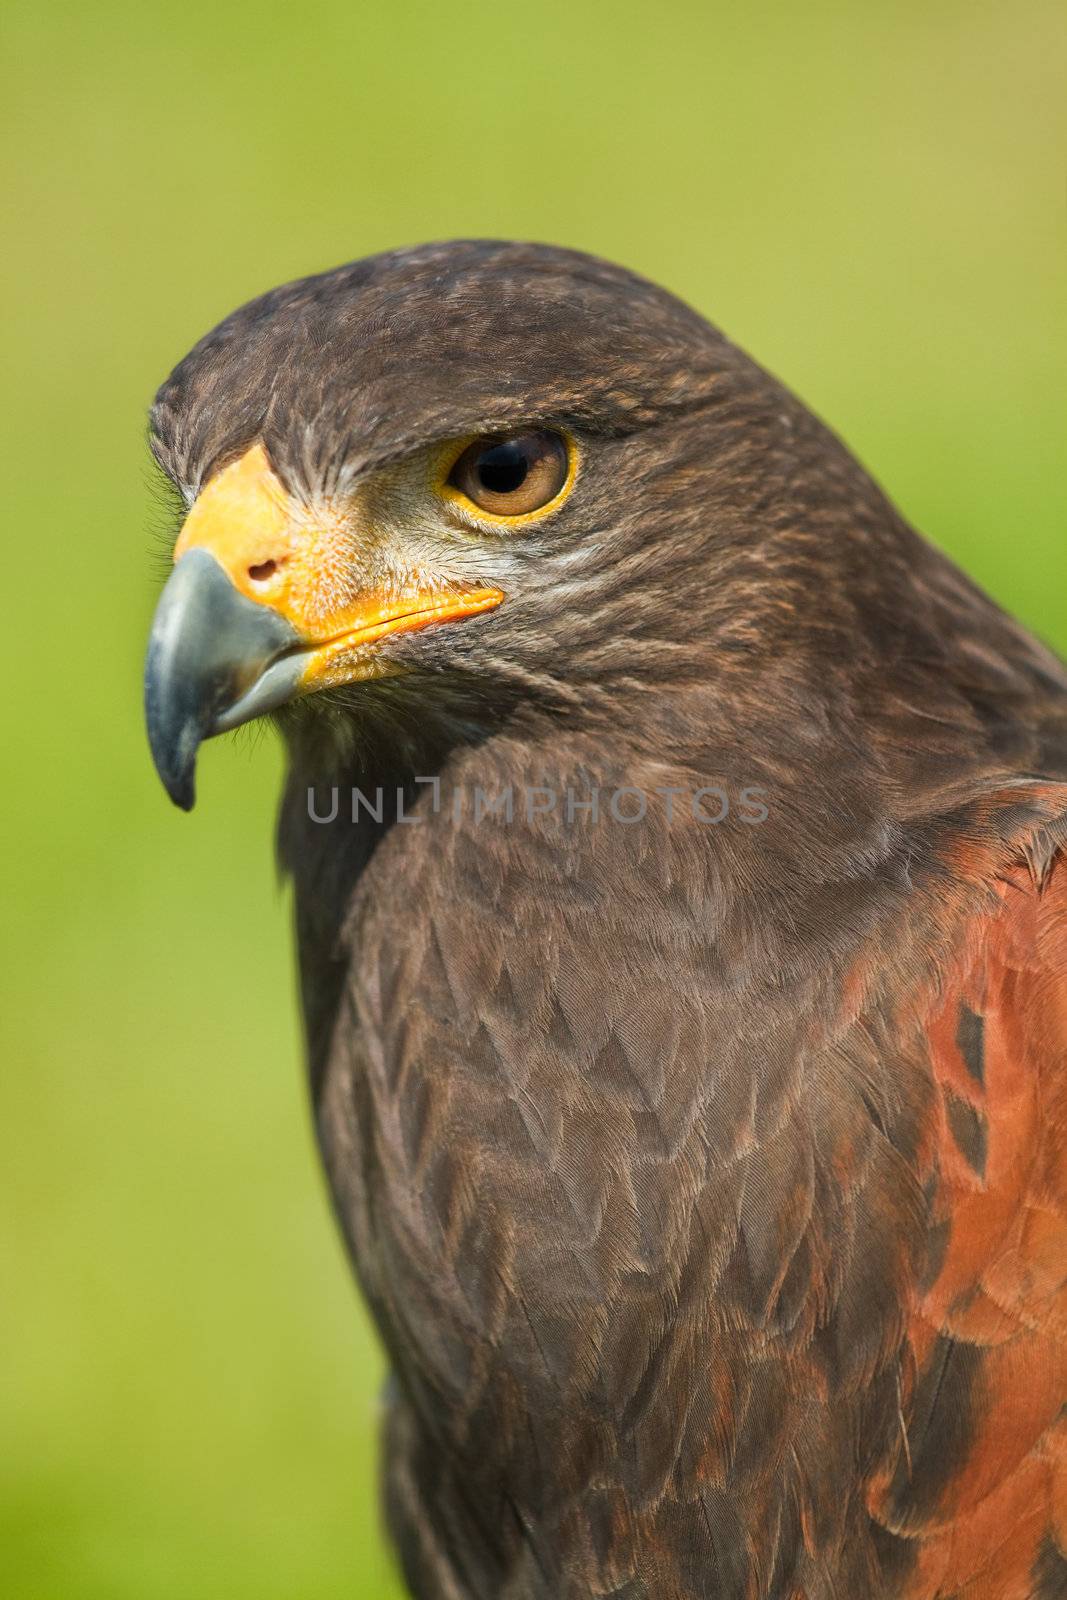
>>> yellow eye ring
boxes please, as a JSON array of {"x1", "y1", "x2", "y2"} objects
[{"x1": 435, "y1": 429, "x2": 580, "y2": 527}]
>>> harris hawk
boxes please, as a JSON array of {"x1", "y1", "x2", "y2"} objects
[{"x1": 144, "y1": 242, "x2": 1067, "y2": 1600}]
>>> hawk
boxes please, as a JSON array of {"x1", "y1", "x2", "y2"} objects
[{"x1": 145, "y1": 242, "x2": 1067, "y2": 1599}]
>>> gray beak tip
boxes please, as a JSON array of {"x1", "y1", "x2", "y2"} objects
[
  {"x1": 144, "y1": 651, "x2": 206, "y2": 809},
  {"x1": 144, "y1": 701, "x2": 199, "y2": 810}
]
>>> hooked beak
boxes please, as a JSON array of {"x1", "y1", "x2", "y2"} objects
[
  {"x1": 144, "y1": 548, "x2": 305, "y2": 810},
  {"x1": 143, "y1": 442, "x2": 504, "y2": 810}
]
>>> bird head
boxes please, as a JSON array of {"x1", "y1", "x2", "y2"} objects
[{"x1": 144, "y1": 240, "x2": 898, "y2": 808}]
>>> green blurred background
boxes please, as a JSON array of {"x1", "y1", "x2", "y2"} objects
[{"x1": 3, "y1": 2, "x2": 1064, "y2": 1595}]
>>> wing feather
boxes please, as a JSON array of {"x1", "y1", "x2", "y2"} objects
[{"x1": 867, "y1": 821, "x2": 1067, "y2": 1599}]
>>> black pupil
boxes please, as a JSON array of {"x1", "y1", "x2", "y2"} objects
[{"x1": 476, "y1": 440, "x2": 531, "y2": 496}]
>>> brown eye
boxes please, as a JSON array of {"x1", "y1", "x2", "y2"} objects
[{"x1": 447, "y1": 430, "x2": 570, "y2": 518}]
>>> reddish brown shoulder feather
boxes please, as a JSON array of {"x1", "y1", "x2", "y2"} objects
[{"x1": 868, "y1": 822, "x2": 1067, "y2": 1600}]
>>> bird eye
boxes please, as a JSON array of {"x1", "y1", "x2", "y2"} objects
[{"x1": 446, "y1": 430, "x2": 571, "y2": 520}]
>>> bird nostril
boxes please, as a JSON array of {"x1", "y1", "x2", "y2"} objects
[{"x1": 247, "y1": 558, "x2": 280, "y2": 583}]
